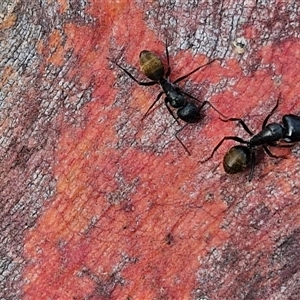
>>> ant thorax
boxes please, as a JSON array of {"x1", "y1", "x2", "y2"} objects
[
  {"x1": 250, "y1": 123, "x2": 285, "y2": 146},
  {"x1": 159, "y1": 79, "x2": 185, "y2": 108}
]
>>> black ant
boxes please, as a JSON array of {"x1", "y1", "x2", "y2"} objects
[
  {"x1": 201, "y1": 97, "x2": 300, "y2": 181},
  {"x1": 113, "y1": 41, "x2": 226, "y2": 154}
]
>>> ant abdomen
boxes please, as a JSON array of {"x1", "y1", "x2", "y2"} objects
[
  {"x1": 250, "y1": 123, "x2": 284, "y2": 146},
  {"x1": 139, "y1": 50, "x2": 164, "y2": 81},
  {"x1": 223, "y1": 145, "x2": 251, "y2": 174},
  {"x1": 177, "y1": 102, "x2": 201, "y2": 123}
]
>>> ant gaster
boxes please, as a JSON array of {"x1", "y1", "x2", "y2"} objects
[
  {"x1": 202, "y1": 96, "x2": 300, "y2": 181},
  {"x1": 114, "y1": 41, "x2": 226, "y2": 154}
]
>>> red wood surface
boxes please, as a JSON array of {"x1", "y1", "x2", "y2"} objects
[{"x1": 2, "y1": 1, "x2": 300, "y2": 299}]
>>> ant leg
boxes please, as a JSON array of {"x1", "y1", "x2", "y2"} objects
[
  {"x1": 201, "y1": 136, "x2": 249, "y2": 163},
  {"x1": 248, "y1": 151, "x2": 256, "y2": 181},
  {"x1": 263, "y1": 146, "x2": 287, "y2": 159},
  {"x1": 173, "y1": 59, "x2": 216, "y2": 84},
  {"x1": 142, "y1": 91, "x2": 164, "y2": 120},
  {"x1": 262, "y1": 96, "x2": 280, "y2": 129},
  {"x1": 164, "y1": 98, "x2": 180, "y2": 124},
  {"x1": 220, "y1": 117, "x2": 254, "y2": 136},
  {"x1": 272, "y1": 144, "x2": 294, "y2": 148},
  {"x1": 175, "y1": 124, "x2": 191, "y2": 155},
  {"x1": 177, "y1": 95, "x2": 228, "y2": 120},
  {"x1": 181, "y1": 90, "x2": 200, "y2": 103},
  {"x1": 268, "y1": 140, "x2": 294, "y2": 148},
  {"x1": 114, "y1": 62, "x2": 156, "y2": 86},
  {"x1": 141, "y1": 93, "x2": 180, "y2": 123},
  {"x1": 197, "y1": 100, "x2": 228, "y2": 119},
  {"x1": 165, "y1": 40, "x2": 171, "y2": 78}
]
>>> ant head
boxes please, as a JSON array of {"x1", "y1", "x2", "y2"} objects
[
  {"x1": 139, "y1": 50, "x2": 164, "y2": 81},
  {"x1": 223, "y1": 145, "x2": 251, "y2": 174},
  {"x1": 177, "y1": 102, "x2": 201, "y2": 123}
]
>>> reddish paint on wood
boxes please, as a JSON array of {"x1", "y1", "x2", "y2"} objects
[{"x1": 22, "y1": 1, "x2": 300, "y2": 300}]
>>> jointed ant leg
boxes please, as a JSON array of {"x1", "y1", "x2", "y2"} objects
[
  {"x1": 201, "y1": 136, "x2": 249, "y2": 163},
  {"x1": 198, "y1": 100, "x2": 228, "y2": 119},
  {"x1": 248, "y1": 152, "x2": 256, "y2": 181},
  {"x1": 142, "y1": 91, "x2": 164, "y2": 120},
  {"x1": 262, "y1": 96, "x2": 280, "y2": 129},
  {"x1": 181, "y1": 90, "x2": 200, "y2": 103},
  {"x1": 164, "y1": 98, "x2": 180, "y2": 124},
  {"x1": 165, "y1": 40, "x2": 171, "y2": 78},
  {"x1": 180, "y1": 92, "x2": 227, "y2": 119},
  {"x1": 270, "y1": 143, "x2": 294, "y2": 148},
  {"x1": 173, "y1": 59, "x2": 216, "y2": 84},
  {"x1": 263, "y1": 145, "x2": 287, "y2": 159},
  {"x1": 220, "y1": 117, "x2": 254, "y2": 136},
  {"x1": 175, "y1": 123, "x2": 191, "y2": 155},
  {"x1": 114, "y1": 62, "x2": 156, "y2": 86}
]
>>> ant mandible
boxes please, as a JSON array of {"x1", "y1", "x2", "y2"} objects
[
  {"x1": 201, "y1": 96, "x2": 300, "y2": 181},
  {"x1": 114, "y1": 41, "x2": 226, "y2": 155}
]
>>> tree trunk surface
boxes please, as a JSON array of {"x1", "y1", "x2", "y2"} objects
[{"x1": 1, "y1": 1, "x2": 300, "y2": 299}]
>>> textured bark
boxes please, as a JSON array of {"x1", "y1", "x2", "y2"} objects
[{"x1": 1, "y1": 1, "x2": 300, "y2": 299}]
